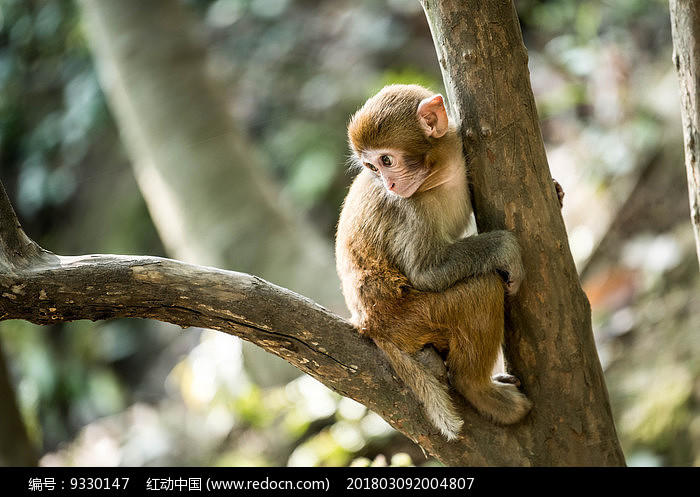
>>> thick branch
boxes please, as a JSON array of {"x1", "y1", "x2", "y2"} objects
[
  {"x1": 1, "y1": 172, "x2": 533, "y2": 464},
  {"x1": 0, "y1": 235, "x2": 531, "y2": 466},
  {"x1": 670, "y1": 0, "x2": 700, "y2": 268},
  {"x1": 421, "y1": 0, "x2": 625, "y2": 465}
]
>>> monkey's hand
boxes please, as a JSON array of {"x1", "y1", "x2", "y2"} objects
[
  {"x1": 553, "y1": 179, "x2": 564, "y2": 208},
  {"x1": 493, "y1": 230, "x2": 524, "y2": 295}
]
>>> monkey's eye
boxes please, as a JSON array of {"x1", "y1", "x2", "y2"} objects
[
  {"x1": 380, "y1": 155, "x2": 394, "y2": 166},
  {"x1": 364, "y1": 162, "x2": 378, "y2": 173}
]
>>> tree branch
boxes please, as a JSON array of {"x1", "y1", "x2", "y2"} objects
[
  {"x1": 421, "y1": 0, "x2": 625, "y2": 465},
  {"x1": 670, "y1": 0, "x2": 700, "y2": 268},
  {"x1": 0, "y1": 182, "x2": 47, "y2": 268},
  {"x1": 1, "y1": 180, "x2": 531, "y2": 466}
]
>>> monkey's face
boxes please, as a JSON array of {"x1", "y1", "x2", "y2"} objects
[
  {"x1": 358, "y1": 148, "x2": 430, "y2": 198},
  {"x1": 348, "y1": 85, "x2": 451, "y2": 198}
]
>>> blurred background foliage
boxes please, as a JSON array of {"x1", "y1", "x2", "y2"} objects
[{"x1": 0, "y1": 0, "x2": 697, "y2": 466}]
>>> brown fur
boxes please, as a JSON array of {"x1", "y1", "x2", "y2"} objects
[
  {"x1": 348, "y1": 84, "x2": 434, "y2": 157},
  {"x1": 336, "y1": 85, "x2": 531, "y2": 439}
]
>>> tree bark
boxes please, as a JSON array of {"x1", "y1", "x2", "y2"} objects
[
  {"x1": 421, "y1": 0, "x2": 625, "y2": 465},
  {"x1": 670, "y1": 0, "x2": 700, "y2": 268}
]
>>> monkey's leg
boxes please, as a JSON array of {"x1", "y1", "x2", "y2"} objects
[
  {"x1": 445, "y1": 275, "x2": 505, "y2": 391},
  {"x1": 444, "y1": 275, "x2": 532, "y2": 425}
]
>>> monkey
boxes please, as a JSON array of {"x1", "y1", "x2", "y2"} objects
[{"x1": 335, "y1": 84, "x2": 532, "y2": 440}]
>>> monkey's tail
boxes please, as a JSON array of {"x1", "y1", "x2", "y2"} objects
[
  {"x1": 373, "y1": 338, "x2": 463, "y2": 440},
  {"x1": 462, "y1": 381, "x2": 532, "y2": 425}
]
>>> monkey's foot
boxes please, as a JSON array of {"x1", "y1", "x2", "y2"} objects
[
  {"x1": 492, "y1": 373, "x2": 521, "y2": 387},
  {"x1": 415, "y1": 346, "x2": 448, "y2": 382}
]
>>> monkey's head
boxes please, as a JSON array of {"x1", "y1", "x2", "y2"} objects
[{"x1": 347, "y1": 84, "x2": 450, "y2": 198}]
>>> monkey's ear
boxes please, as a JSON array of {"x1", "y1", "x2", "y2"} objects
[{"x1": 417, "y1": 94, "x2": 449, "y2": 138}]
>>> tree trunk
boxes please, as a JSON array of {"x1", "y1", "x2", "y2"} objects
[
  {"x1": 421, "y1": 0, "x2": 625, "y2": 465},
  {"x1": 670, "y1": 0, "x2": 700, "y2": 269}
]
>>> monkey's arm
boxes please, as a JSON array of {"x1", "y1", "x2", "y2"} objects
[{"x1": 405, "y1": 230, "x2": 523, "y2": 294}]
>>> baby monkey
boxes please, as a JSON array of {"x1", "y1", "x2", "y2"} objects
[{"x1": 335, "y1": 84, "x2": 531, "y2": 440}]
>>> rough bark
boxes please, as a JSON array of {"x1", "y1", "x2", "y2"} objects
[
  {"x1": 420, "y1": 0, "x2": 625, "y2": 465},
  {"x1": 670, "y1": 0, "x2": 700, "y2": 268}
]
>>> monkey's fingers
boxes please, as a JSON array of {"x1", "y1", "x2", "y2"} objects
[
  {"x1": 553, "y1": 179, "x2": 564, "y2": 208},
  {"x1": 505, "y1": 276, "x2": 521, "y2": 295},
  {"x1": 497, "y1": 269, "x2": 522, "y2": 295}
]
